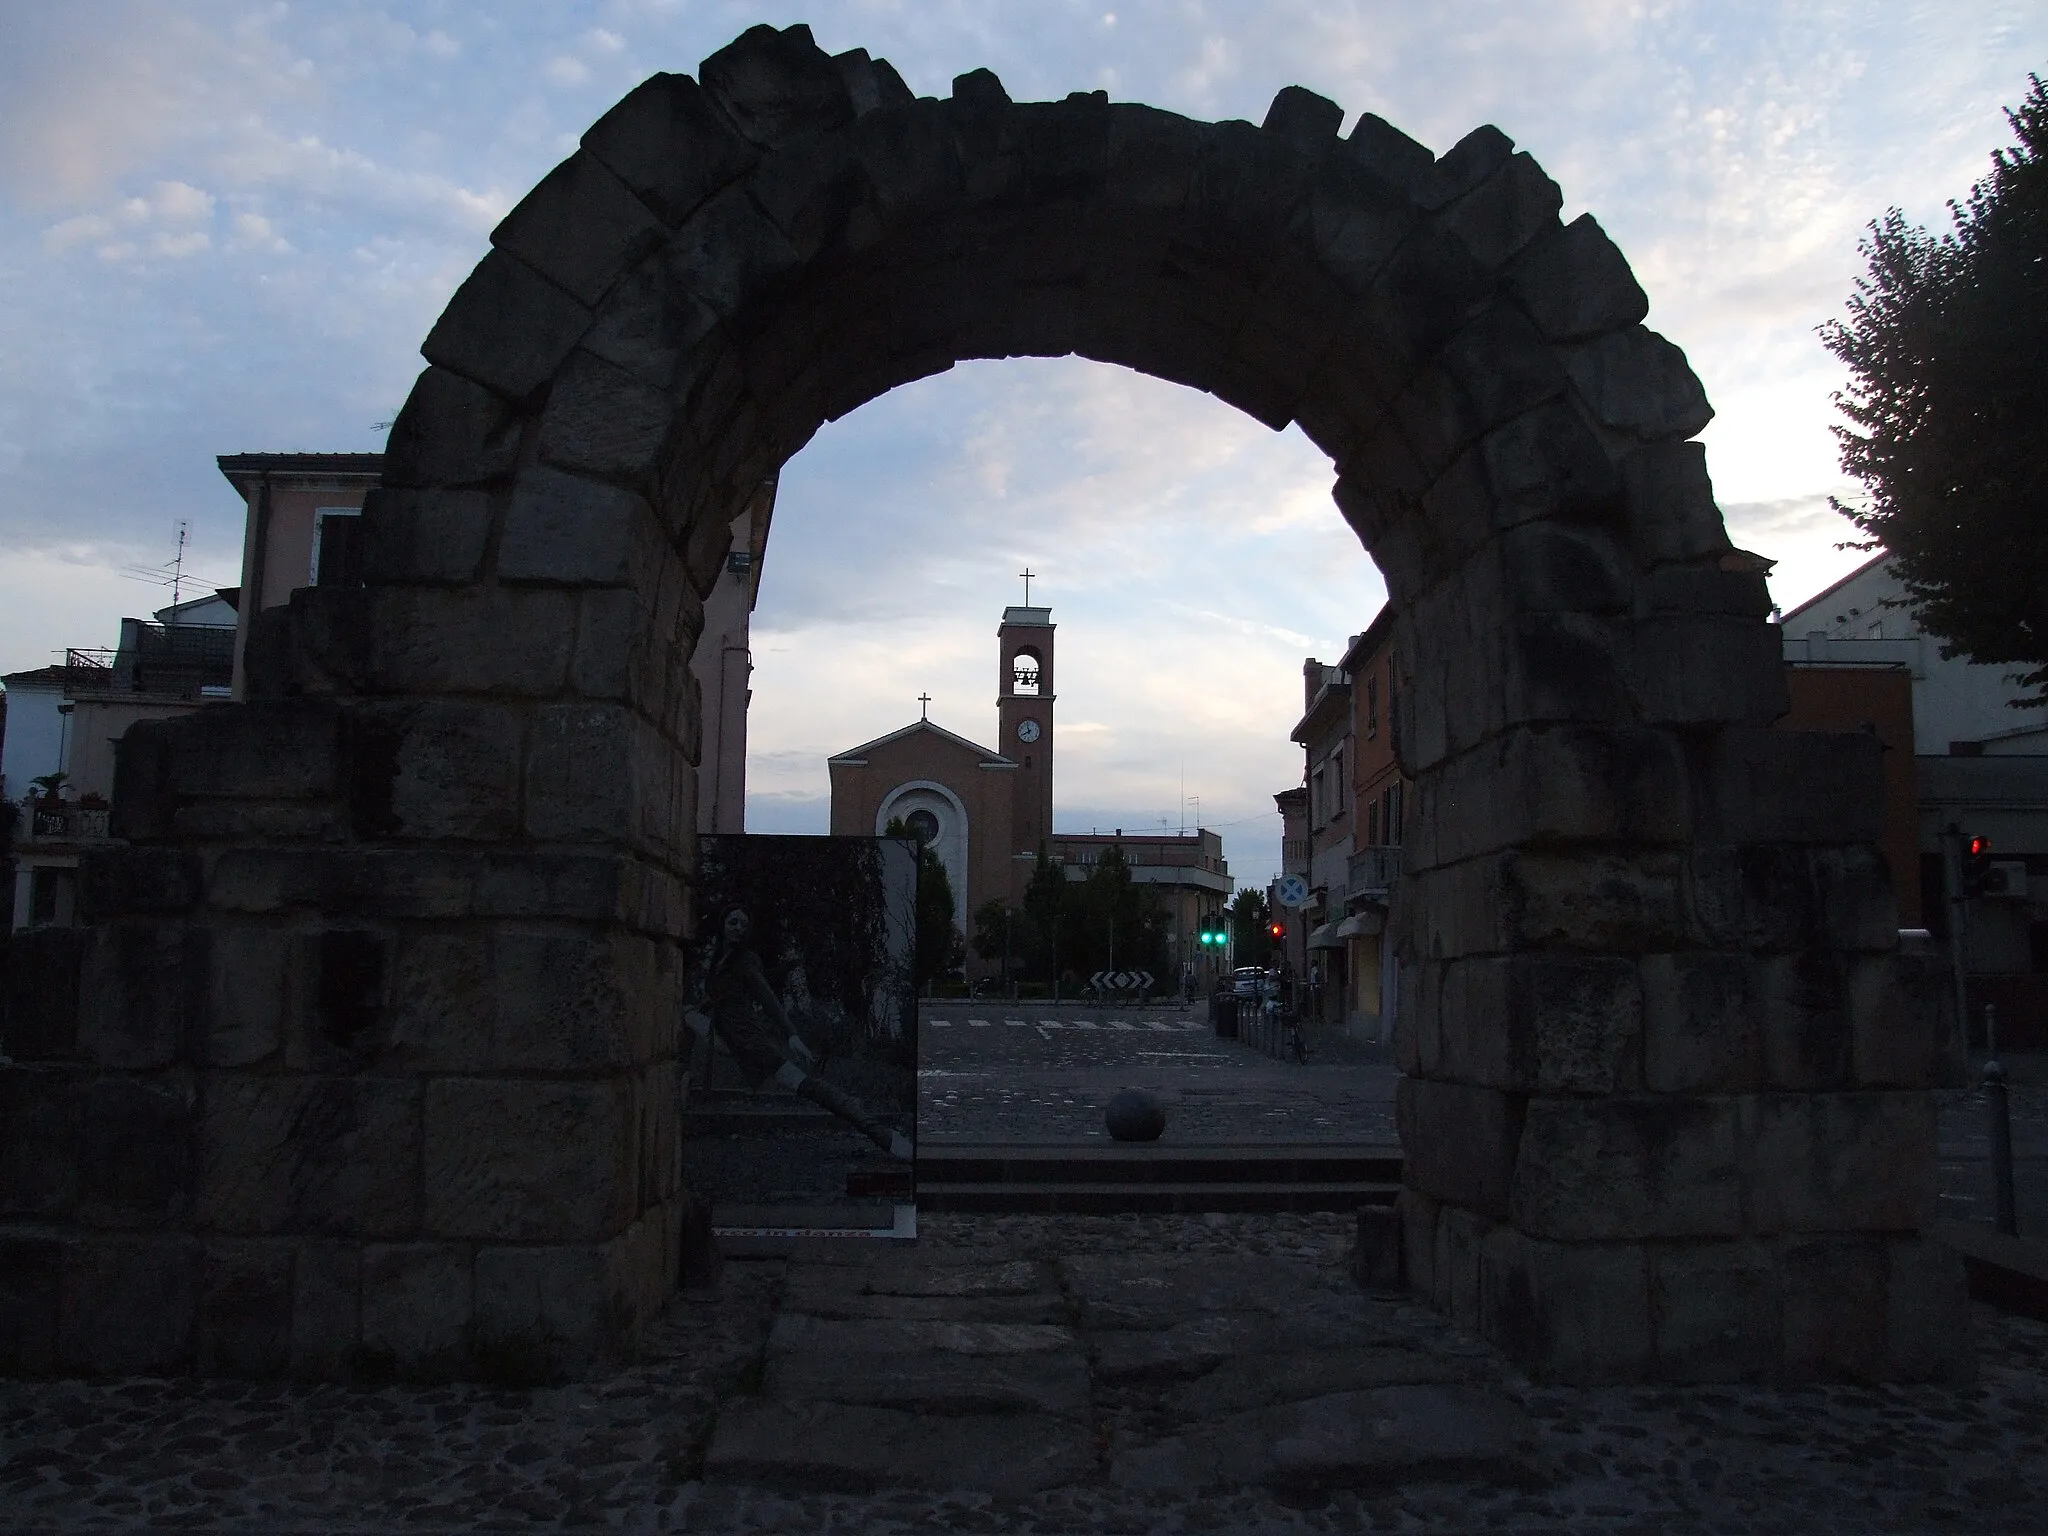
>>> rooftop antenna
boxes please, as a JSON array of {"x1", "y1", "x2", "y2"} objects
[{"x1": 120, "y1": 521, "x2": 218, "y2": 620}]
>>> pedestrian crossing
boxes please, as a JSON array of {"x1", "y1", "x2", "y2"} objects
[{"x1": 927, "y1": 1016, "x2": 1205, "y2": 1033}]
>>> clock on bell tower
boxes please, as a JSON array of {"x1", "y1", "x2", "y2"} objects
[{"x1": 996, "y1": 595, "x2": 1054, "y2": 872}]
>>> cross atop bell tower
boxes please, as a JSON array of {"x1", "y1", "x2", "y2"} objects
[{"x1": 996, "y1": 594, "x2": 1054, "y2": 874}]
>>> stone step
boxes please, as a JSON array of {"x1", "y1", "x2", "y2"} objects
[
  {"x1": 916, "y1": 1179, "x2": 1401, "y2": 1213},
  {"x1": 917, "y1": 1141, "x2": 1404, "y2": 1185}
]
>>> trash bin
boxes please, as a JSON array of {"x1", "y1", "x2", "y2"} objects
[{"x1": 1212, "y1": 990, "x2": 1238, "y2": 1039}]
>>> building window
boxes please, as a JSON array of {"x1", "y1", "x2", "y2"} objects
[
  {"x1": 1365, "y1": 676, "x2": 1379, "y2": 738},
  {"x1": 311, "y1": 507, "x2": 363, "y2": 587},
  {"x1": 904, "y1": 808, "x2": 940, "y2": 845},
  {"x1": 1367, "y1": 799, "x2": 1381, "y2": 846}
]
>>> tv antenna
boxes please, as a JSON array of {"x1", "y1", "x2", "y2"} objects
[{"x1": 121, "y1": 522, "x2": 223, "y2": 619}]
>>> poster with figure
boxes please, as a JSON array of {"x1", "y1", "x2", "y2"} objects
[{"x1": 685, "y1": 834, "x2": 918, "y2": 1231}]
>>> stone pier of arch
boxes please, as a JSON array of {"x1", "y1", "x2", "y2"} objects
[{"x1": 0, "y1": 23, "x2": 1968, "y2": 1386}]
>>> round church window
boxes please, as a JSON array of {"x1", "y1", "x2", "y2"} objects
[{"x1": 904, "y1": 808, "x2": 941, "y2": 845}]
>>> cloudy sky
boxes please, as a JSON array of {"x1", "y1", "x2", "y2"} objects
[{"x1": 1, "y1": 2, "x2": 2041, "y2": 886}]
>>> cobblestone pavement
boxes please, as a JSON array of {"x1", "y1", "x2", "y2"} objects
[
  {"x1": 4, "y1": 1212, "x2": 2046, "y2": 1533},
  {"x1": 918, "y1": 1004, "x2": 1400, "y2": 1145}
]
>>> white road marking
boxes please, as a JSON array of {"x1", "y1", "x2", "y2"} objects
[
  {"x1": 929, "y1": 1019, "x2": 952, "y2": 1027},
  {"x1": 1144, "y1": 1021, "x2": 1174, "y2": 1032},
  {"x1": 1108, "y1": 1020, "x2": 1136, "y2": 1031},
  {"x1": 968, "y1": 1018, "x2": 992, "y2": 1028},
  {"x1": 1005, "y1": 1018, "x2": 1030, "y2": 1027}
]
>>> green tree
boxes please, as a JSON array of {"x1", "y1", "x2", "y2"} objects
[
  {"x1": 885, "y1": 817, "x2": 965, "y2": 986},
  {"x1": 1229, "y1": 886, "x2": 1274, "y2": 962},
  {"x1": 1020, "y1": 845, "x2": 1068, "y2": 980},
  {"x1": 971, "y1": 899, "x2": 1015, "y2": 971},
  {"x1": 1067, "y1": 843, "x2": 1170, "y2": 979},
  {"x1": 1820, "y1": 73, "x2": 2048, "y2": 705}
]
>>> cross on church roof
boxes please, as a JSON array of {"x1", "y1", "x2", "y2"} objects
[
  {"x1": 919, "y1": 691, "x2": 932, "y2": 720},
  {"x1": 1019, "y1": 568, "x2": 1035, "y2": 605}
]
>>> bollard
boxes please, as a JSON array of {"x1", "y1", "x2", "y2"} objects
[{"x1": 1984, "y1": 1004, "x2": 2018, "y2": 1236}]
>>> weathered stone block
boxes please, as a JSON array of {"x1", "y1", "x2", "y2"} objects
[
  {"x1": 199, "y1": 1074, "x2": 422, "y2": 1237},
  {"x1": 1746, "y1": 1092, "x2": 1935, "y2": 1234},
  {"x1": 1754, "y1": 949, "x2": 1851, "y2": 1089},
  {"x1": 386, "y1": 931, "x2": 490, "y2": 1070},
  {"x1": 1, "y1": 1066, "x2": 79, "y2": 1216},
  {"x1": 1511, "y1": 1096, "x2": 1743, "y2": 1240},
  {"x1": 701, "y1": 24, "x2": 852, "y2": 149},
  {"x1": 1882, "y1": 1235, "x2": 1972, "y2": 1382},
  {"x1": 1848, "y1": 954, "x2": 1943, "y2": 1088},
  {"x1": 1477, "y1": 400, "x2": 1624, "y2": 529},
  {"x1": 1438, "y1": 305, "x2": 1571, "y2": 441},
  {"x1": 1102, "y1": 102, "x2": 1202, "y2": 210},
  {"x1": 79, "y1": 1074, "x2": 194, "y2": 1227},
  {"x1": 834, "y1": 48, "x2": 913, "y2": 118},
  {"x1": 1683, "y1": 841, "x2": 1815, "y2": 953},
  {"x1": 1396, "y1": 1077, "x2": 1523, "y2": 1219},
  {"x1": 1703, "y1": 729, "x2": 1883, "y2": 845},
  {"x1": 382, "y1": 367, "x2": 521, "y2": 489},
  {"x1": 1640, "y1": 952, "x2": 1759, "y2": 1092},
  {"x1": 474, "y1": 1232, "x2": 638, "y2": 1380},
  {"x1": 525, "y1": 703, "x2": 632, "y2": 842},
  {"x1": 1779, "y1": 1235, "x2": 1885, "y2": 1378},
  {"x1": 1567, "y1": 325, "x2": 1713, "y2": 441},
  {"x1": 60, "y1": 1234, "x2": 199, "y2": 1375},
  {"x1": 202, "y1": 925, "x2": 286, "y2": 1067},
  {"x1": 369, "y1": 586, "x2": 576, "y2": 695},
  {"x1": 1505, "y1": 212, "x2": 1648, "y2": 342},
  {"x1": 422, "y1": 247, "x2": 593, "y2": 404},
  {"x1": 76, "y1": 847, "x2": 202, "y2": 920},
  {"x1": 1501, "y1": 612, "x2": 1635, "y2": 727},
  {"x1": 354, "y1": 699, "x2": 525, "y2": 843},
  {"x1": 361, "y1": 1243, "x2": 472, "y2": 1374},
  {"x1": 492, "y1": 149, "x2": 667, "y2": 309},
  {"x1": 581, "y1": 71, "x2": 756, "y2": 227},
  {"x1": 1810, "y1": 845, "x2": 1899, "y2": 952},
  {"x1": 1649, "y1": 1241, "x2": 1779, "y2": 1381},
  {"x1": 423, "y1": 1077, "x2": 635, "y2": 1242},
  {"x1": 746, "y1": 128, "x2": 865, "y2": 262},
  {"x1": 1408, "y1": 850, "x2": 1687, "y2": 959},
  {"x1": 1498, "y1": 521, "x2": 1632, "y2": 615},
  {"x1": 79, "y1": 923, "x2": 204, "y2": 1069},
  {"x1": 0, "y1": 1231, "x2": 64, "y2": 1373},
  {"x1": 290, "y1": 1239, "x2": 360, "y2": 1379},
  {"x1": 1619, "y1": 439, "x2": 1731, "y2": 566},
  {"x1": 167, "y1": 701, "x2": 344, "y2": 803},
  {"x1": 1479, "y1": 1227, "x2": 1652, "y2": 1383},
  {"x1": 2, "y1": 924, "x2": 88, "y2": 1059},
  {"x1": 197, "y1": 1238, "x2": 294, "y2": 1375},
  {"x1": 1642, "y1": 562, "x2": 1774, "y2": 618},
  {"x1": 1436, "y1": 151, "x2": 1562, "y2": 270},
  {"x1": 1625, "y1": 615, "x2": 1789, "y2": 725},
  {"x1": 361, "y1": 487, "x2": 496, "y2": 585},
  {"x1": 1437, "y1": 954, "x2": 1642, "y2": 1094},
  {"x1": 499, "y1": 465, "x2": 650, "y2": 587},
  {"x1": 538, "y1": 348, "x2": 676, "y2": 491},
  {"x1": 1434, "y1": 1205, "x2": 1491, "y2": 1326},
  {"x1": 1261, "y1": 84, "x2": 1342, "y2": 150}
]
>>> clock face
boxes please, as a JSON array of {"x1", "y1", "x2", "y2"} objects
[{"x1": 1015, "y1": 718, "x2": 1041, "y2": 744}]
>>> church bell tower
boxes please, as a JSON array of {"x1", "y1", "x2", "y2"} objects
[{"x1": 996, "y1": 592, "x2": 1054, "y2": 874}]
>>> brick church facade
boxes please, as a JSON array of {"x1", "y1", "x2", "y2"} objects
[{"x1": 828, "y1": 606, "x2": 1055, "y2": 929}]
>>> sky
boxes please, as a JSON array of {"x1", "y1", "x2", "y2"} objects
[{"x1": 1, "y1": 2, "x2": 2042, "y2": 888}]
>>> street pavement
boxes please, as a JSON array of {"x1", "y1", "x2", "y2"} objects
[{"x1": 917, "y1": 1002, "x2": 1399, "y2": 1145}]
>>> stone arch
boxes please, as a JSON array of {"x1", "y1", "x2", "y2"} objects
[
  {"x1": 39, "y1": 23, "x2": 1963, "y2": 1386},
  {"x1": 876, "y1": 779, "x2": 971, "y2": 929}
]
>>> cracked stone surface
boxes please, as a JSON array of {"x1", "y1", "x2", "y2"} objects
[{"x1": 3, "y1": 1212, "x2": 2046, "y2": 1533}]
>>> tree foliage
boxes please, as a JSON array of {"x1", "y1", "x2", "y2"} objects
[
  {"x1": 1819, "y1": 74, "x2": 2048, "y2": 704},
  {"x1": 884, "y1": 817, "x2": 964, "y2": 985},
  {"x1": 1229, "y1": 886, "x2": 1275, "y2": 961}
]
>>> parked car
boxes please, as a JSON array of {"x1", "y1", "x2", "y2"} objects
[{"x1": 1230, "y1": 967, "x2": 1278, "y2": 1000}]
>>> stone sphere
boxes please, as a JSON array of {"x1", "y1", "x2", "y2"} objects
[{"x1": 1105, "y1": 1087, "x2": 1166, "y2": 1142}]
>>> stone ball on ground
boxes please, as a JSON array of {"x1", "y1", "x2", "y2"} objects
[{"x1": 1105, "y1": 1087, "x2": 1166, "y2": 1142}]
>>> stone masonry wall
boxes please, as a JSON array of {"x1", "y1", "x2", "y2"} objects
[{"x1": 0, "y1": 23, "x2": 1966, "y2": 1384}]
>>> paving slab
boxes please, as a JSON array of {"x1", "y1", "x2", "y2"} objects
[
  {"x1": 764, "y1": 1346, "x2": 1092, "y2": 1417},
  {"x1": 703, "y1": 1399, "x2": 1095, "y2": 1496},
  {"x1": 1109, "y1": 1384, "x2": 1534, "y2": 1494}
]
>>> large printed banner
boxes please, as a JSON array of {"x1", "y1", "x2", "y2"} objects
[{"x1": 685, "y1": 835, "x2": 918, "y2": 1232}]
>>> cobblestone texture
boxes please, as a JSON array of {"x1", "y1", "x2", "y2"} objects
[{"x1": 4, "y1": 1211, "x2": 2045, "y2": 1533}]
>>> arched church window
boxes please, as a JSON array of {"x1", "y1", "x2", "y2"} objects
[
  {"x1": 1011, "y1": 649, "x2": 1041, "y2": 695},
  {"x1": 904, "y1": 808, "x2": 941, "y2": 845}
]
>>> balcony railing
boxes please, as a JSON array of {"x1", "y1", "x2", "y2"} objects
[
  {"x1": 21, "y1": 807, "x2": 112, "y2": 844},
  {"x1": 1347, "y1": 843, "x2": 1404, "y2": 896}
]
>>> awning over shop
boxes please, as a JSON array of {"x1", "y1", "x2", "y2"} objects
[
  {"x1": 1308, "y1": 921, "x2": 1345, "y2": 950},
  {"x1": 1335, "y1": 911, "x2": 1384, "y2": 939}
]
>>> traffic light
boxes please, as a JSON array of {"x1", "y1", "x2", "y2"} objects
[
  {"x1": 1269, "y1": 921, "x2": 1285, "y2": 941},
  {"x1": 1198, "y1": 915, "x2": 1223, "y2": 946},
  {"x1": 1962, "y1": 835, "x2": 1994, "y2": 898}
]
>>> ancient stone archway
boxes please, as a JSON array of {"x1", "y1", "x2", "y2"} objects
[{"x1": 8, "y1": 23, "x2": 1964, "y2": 1385}]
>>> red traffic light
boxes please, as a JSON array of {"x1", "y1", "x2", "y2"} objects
[
  {"x1": 1969, "y1": 835, "x2": 1992, "y2": 857},
  {"x1": 1269, "y1": 922, "x2": 1285, "y2": 938}
]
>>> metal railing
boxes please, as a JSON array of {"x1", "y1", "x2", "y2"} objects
[
  {"x1": 1347, "y1": 844, "x2": 1403, "y2": 897},
  {"x1": 21, "y1": 807, "x2": 112, "y2": 843}
]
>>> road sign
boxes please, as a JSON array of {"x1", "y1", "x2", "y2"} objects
[
  {"x1": 1276, "y1": 874, "x2": 1309, "y2": 908},
  {"x1": 1089, "y1": 970, "x2": 1155, "y2": 991}
]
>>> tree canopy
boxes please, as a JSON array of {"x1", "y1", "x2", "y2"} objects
[
  {"x1": 1819, "y1": 73, "x2": 2048, "y2": 705},
  {"x1": 884, "y1": 817, "x2": 964, "y2": 985}
]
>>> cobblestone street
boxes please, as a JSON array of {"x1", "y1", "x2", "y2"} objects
[{"x1": 4, "y1": 1212, "x2": 2046, "y2": 1534}]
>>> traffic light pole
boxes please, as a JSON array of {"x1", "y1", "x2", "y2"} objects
[{"x1": 1944, "y1": 823, "x2": 1971, "y2": 1053}]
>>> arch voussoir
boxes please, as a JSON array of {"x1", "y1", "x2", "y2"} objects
[{"x1": 8, "y1": 23, "x2": 1962, "y2": 1391}]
